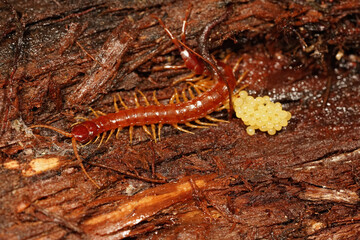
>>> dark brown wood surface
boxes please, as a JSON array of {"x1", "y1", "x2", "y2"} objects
[{"x1": 1, "y1": 0, "x2": 360, "y2": 239}]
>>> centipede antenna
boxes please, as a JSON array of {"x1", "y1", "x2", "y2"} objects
[
  {"x1": 72, "y1": 138, "x2": 100, "y2": 189},
  {"x1": 31, "y1": 125, "x2": 73, "y2": 138}
]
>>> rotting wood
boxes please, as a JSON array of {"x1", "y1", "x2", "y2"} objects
[{"x1": 1, "y1": 0, "x2": 360, "y2": 239}]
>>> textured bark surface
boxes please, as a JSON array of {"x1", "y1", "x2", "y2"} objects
[{"x1": 1, "y1": 0, "x2": 360, "y2": 239}]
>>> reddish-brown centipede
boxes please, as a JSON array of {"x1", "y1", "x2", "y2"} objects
[{"x1": 31, "y1": 8, "x2": 242, "y2": 188}]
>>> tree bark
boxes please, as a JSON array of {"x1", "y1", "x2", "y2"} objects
[{"x1": 1, "y1": 0, "x2": 360, "y2": 239}]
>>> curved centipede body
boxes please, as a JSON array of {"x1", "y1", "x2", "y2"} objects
[{"x1": 31, "y1": 8, "x2": 242, "y2": 188}]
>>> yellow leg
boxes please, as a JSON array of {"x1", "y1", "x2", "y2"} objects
[
  {"x1": 185, "y1": 122, "x2": 207, "y2": 129},
  {"x1": 114, "y1": 95, "x2": 119, "y2": 112},
  {"x1": 153, "y1": 91, "x2": 161, "y2": 106},
  {"x1": 188, "y1": 82, "x2": 202, "y2": 95},
  {"x1": 89, "y1": 107, "x2": 99, "y2": 117},
  {"x1": 182, "y1": 89, "x2": 188, "y2": 101},
  {"x1": 205, "y1": 115, "x2": 228, "y2": 123},
  {"x1": 151, "y1": 124, "x2": 157, "y2": 142},
  {"x1": 172, "y1": 72, "x2": 196, "y2": 85},
  {"x1": 142, "y1": 125, "x2": 152, "y2": 137},
  {"x1": 187, "y1": 86, "x2": 196, "y2": 99},
  {"x1": 232, "y1": 56, "x2": 243, "y2": 76},
  {"x1": 169, "y1": 89, "x2": 180, "y2": 104},
  {"x1": 96, "y1": 110, "x2": 106, "y2": 116},
  {"x1": 134, "y1": 92, "x2": 140, "y2": 107},
  {"x1": 195, "y1": 119, "x2": 217, "y2": 126},
  {"x1": 174, "y1": 89, "x2": 181, "y2": 103},
  {"x1": 172, "y1": 123, "x2": 194, "y2": 134},
  {"x1": 138, "y1": 90, "x2": 150, "y2": 106},
  {"x1": 158, "y1": 124, "x2": 163, "y2": 141},
  {"x1": 105, "y1": 129, "x2": 115, "y2": 143},
  {"x1": 98, "y1": 132, "x2": 107, "y2": 148},
  {"x1": 116, "y1": 128, "x2": 122, "y2": 139},
  {"x1": 93, "y1": 134, "x2": 100, "y2": 143},
  {"x1": 118, "y1": 93, "x2": 128, "y2": 109}
]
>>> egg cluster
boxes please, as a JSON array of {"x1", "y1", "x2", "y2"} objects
[{"x1": 233, "y1": 91, "x2": 291, "y2": 136}]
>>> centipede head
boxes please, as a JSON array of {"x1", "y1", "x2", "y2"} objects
[
  {"x1": 30, "y1": 123, "x2": 101, "y2": 189},
  {"x1": 71, "y1": 121, "x2": 99, "y2": 143}
]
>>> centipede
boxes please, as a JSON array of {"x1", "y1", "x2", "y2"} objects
[{"x1": 31, "y1": 7, "x2": 244, "y2": 188}]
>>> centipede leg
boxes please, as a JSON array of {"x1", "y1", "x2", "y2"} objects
[
  {"x1": 181, "y1": 89, "x2": 188, "y2": 101},
  {"x1": 89, "y1": 107, "x2": 99, "y2": 117},
  {"x1": 116, "y1": 127, "x2": 122, "y2": 139},
  {"x1": 185, "y1": 122, "x2": 207, "y2": 129},
  {"x1": 114, "y1": 95, "x2": 119, "y2": 112},
  {"x1": 151, "y1": 124, "x2": 157, "y2": 142},
  {"x1": 195, "y1": 119, "x2": 217, "y2": 126},
  {"x1": 80, "y1": 139, "x2": 93, "y2": 147},
  {"x1": 142, "y1": 125, "x2": 152, "y2": 137},
  {"x1": 169, "y1": 89, "x2": 180, "y2": 104},
  {"x1": 205, "y1": 115, "x2": 228, "y2": 123},
  {"x1": 93, "y1": 134, "x2": 100, "y2": 144},
  {"x1": 172, "y1": 123, "x2": 194, "y2": 134},
  {"x1": 105, "y1": 129, "x2": 115, "y2": 143},
  {"x1": 98, "y1": 132, "x2": 107, "y2": 147},
  {"x1": 118, "y1": 93, "x2": 128, "y2": 109},
  {"x1": 174, "y1": 89, "x2": 181, "y2": 103},
  {"x1": 158, "y1": 124, "x2": 163, "y2": 141},
  {"x1": 134, "y1": 92, "x2": 140, "y2": 107},
  {"x1": 153, "y1": 91, "x2": 161, "y2": 106}
]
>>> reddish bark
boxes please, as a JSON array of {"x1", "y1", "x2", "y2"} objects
[{"x1": 1, "y1": 0, "x2": 359, "y2": 239}]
